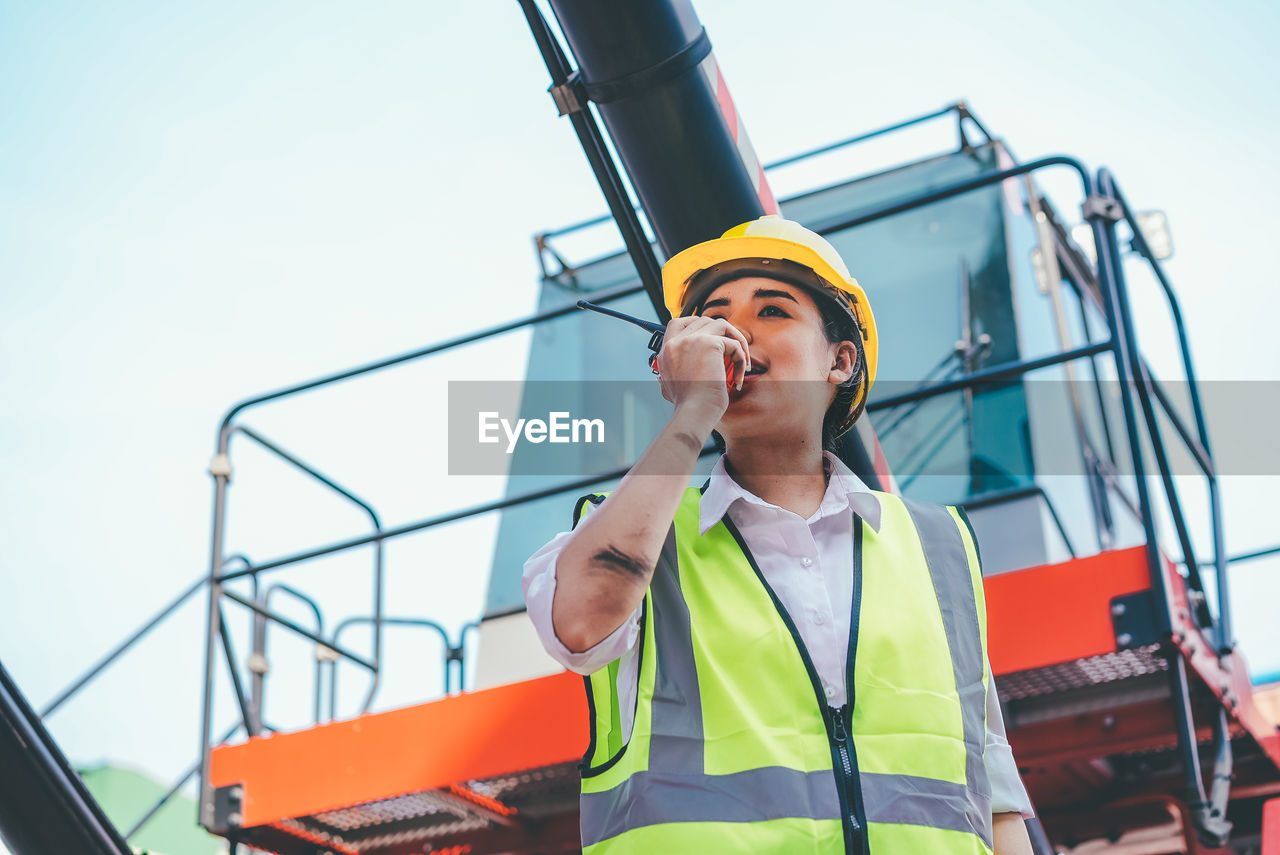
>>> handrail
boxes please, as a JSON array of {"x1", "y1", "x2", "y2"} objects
[
  {"x1": 1183, "y1": 542, "x2": 1280, "y2": 569},
  {"x1": 1086, "y1": 168, "x2": 1233, "y2": 840},
  {"x1": 188, "y1": 145, "x2": 1235, "y2": 845},
  {"x1": 1139, "y1": 362, "x2": 1213, "y2": 479},
  {"x1": 216, "y1": 607, "x2": 254, "y2": 735},
  {"x1": 961, "y1": 484, "x2": 1077, "y2": 559},
  {"x1": 816, "y1": 155, "x2": 1090, "y2": 236},
  {"x1": 260, "y1": 584, "x2": 325, "y2": 727},
  {"x1": 195, "y1": 278, "x2": 653, "y2": 825},
  {"x1": 867, "y1": 341, "x2": 1114, "y2": 414},
  {"x1": 212, "y1": 282, "x2": 646, "y2": 445},
  {"x1": 41, "y1": 553, "x2": 254, "y2": 719},
  {"x1": 40, "y1": 575, "x2": 206, "y2": 718},
  {"x1": 216, "y1": 465, "x2": 637, "y2": 583},
  {"x1": 221, "y1": 589, "x2": 375, "y2": 672},
  {"x1": 326, "y1": 617, "x2": 478, "y2": 720},
  {"x1": 232, "y1": 426, "x2": 385, "y2": 718},
  {"x1": 1099, "y1": 168, "x2": 1231, "y2": 655}
]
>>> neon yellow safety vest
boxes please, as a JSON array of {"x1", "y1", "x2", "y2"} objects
[{"x1": 573, "y1": 486, "x2": 993, "y2": 855}]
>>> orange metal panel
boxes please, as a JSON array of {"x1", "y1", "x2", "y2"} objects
[
  {"x1": 985, "y1": 545, "x2": 1151, "y2": 675},
  {"x1": 210, "y1": 671, "x2": 586, "y2": 828},
  {"x1": 1263, "y1": 796, "x2": 1280, "y2": 855}
]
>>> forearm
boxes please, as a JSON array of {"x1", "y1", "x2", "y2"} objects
[
  {"x1": 552, "y1": 402, "x2": 717, "y2": 652},
  {"x1": 993, "y1": 812, "x2": 1033, "y2": 855}
]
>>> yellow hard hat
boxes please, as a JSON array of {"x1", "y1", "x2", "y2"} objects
[{"x1": 661, "y1": 215, "x2": 878, "y2": 434}]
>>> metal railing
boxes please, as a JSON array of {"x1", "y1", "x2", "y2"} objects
[
  {"x1": 533, "y1": 100, "x2": 992, "y2": 284},
  {"x1": 36, "y1": 102, "x2": 1250, "y2": 845},
  {"x1": 186, "y1": 150, "x2": 1239, "y2": 837}
]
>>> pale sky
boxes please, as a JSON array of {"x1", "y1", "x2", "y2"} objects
[{"x1": 2, "y1": 0, "x2": 1277, "y2": 801}]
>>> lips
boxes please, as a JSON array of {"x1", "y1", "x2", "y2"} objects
[{"x1": 737, "y1": 364, "x2": 766, "y2": 389}]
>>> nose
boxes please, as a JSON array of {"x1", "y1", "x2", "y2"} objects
[{"x1": 727, "y1": 306, "x2": 755, "y2": 344}]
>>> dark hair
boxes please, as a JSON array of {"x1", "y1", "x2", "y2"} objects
[{"x1": 707, "y1": 294, "x2": 866, "y2": 455}]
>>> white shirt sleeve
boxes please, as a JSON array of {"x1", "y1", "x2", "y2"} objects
[
  {"x1": 984, "y1": 658, "x2": 1035, "y2": 817},
  {"x1": 521, "y1": 528, "x2": 643, "y2": 676}
]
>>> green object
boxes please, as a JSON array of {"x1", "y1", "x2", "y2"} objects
[
  {"x1": 575, "y1": 488, "x2": 994, "y2": 854},
  {"x1": 77, "y1": 764, "x2": 222, "y2": 855}
]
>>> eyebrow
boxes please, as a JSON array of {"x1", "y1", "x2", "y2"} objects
[{"x1": 701, "y1": 288, "x2": 800, "y2": 311}]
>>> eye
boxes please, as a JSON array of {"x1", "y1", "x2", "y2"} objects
[{"x1": 760, "y1": 304, "x2": 790, "y2": 317}]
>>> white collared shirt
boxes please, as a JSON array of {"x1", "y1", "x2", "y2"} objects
[{"x1": 522, "y1": 451, "x2": 1034, "y2": 817}]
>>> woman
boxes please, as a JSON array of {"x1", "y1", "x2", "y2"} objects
[{"x1": 523, "y1": 215, "x2": 1034, "y2": 854}]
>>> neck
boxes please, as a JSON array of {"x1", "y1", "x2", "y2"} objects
[{"x1": 723, "y1": 435, "x2": 829, "y2": 518}]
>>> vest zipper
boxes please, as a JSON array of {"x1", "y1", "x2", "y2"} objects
[
  {"x1": 828, "y1": 704, "x2": 863, "y2": 853},
  {"x1": 719, "y1": 517, "x2": 869, "y2": 855}
]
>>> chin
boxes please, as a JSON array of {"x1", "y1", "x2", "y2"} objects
[{"x1": 719, "y1": 413, "x2": 814, "y2": 445}]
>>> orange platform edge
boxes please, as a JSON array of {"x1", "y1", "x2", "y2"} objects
[
  {"x1": 210, "y1": 669, "x2": 587, "y2": 828},
  {"x1": 985, "y1": 544, "x2": 1150, "y2": 675},
  {"x1": 213, "y1": 544, "x2": 1275, "y2": 831}
]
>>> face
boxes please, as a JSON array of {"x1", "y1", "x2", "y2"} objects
[{"x1": 696, "y1": 276, "x2": 856, "y2": 444}]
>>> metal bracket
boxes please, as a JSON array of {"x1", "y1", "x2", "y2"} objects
[
  {"x1": 208, "y1": 453, "x2": 233, "y2": 481},
  {"x1": 1081, "y1": 194, "x2": 1122, "y2": 223},
  {"x1": 1110, "y1": 591, "x2": 1159, "y2": 649},
  {"x1": 549, "y1": 71, "x2": 587, "y2": 116},
  {"x1": 211, "y1": 783, "x2": 244, "y2": 834},
  {"x1": 246, "y1": 652, "x2": 270, "y2": 676}
]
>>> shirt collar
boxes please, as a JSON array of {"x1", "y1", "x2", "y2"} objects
[{"x1": 698, "y1": 450, "x2": 883, "y2": 535}]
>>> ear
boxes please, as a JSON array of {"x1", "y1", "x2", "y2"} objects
[{"x1": 828, "y1": 340, "x2": 858, "y2": 383}]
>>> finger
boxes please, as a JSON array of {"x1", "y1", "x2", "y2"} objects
[
  {"x1": 720, "y1": 339, "x2": 748, "y2": 390},
  {"x1": 703, "y1": 318, "x2": 751, "y2": 372},
  {"x1": 655, "y1": 359, "x2": 674, "y2": 403}
]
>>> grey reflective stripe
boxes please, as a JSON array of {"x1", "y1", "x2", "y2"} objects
[
  {"x1": 581, "y1": 766, "x2": 841, "y2": 847},
  {"x1": 862, "y1": 772, "x2": 993, "y2": 842},
  {"x1": 647, "y1": 527, "x2": 702, "y2": 774},
  {"x1": 901, "y1": 498, "x2": 993, "y2": 846}
]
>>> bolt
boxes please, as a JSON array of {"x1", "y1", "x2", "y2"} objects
[
  {"x1": 230, "y1": 786, "x2": 244, "y2": 801},
  {"x1": 1117, "y1": 633, "x2": 1133, "y2": 647},
  {"x1": 1102, "y1": 715, "x2": 1117, "y2": 731},
  {"x1": 1111, "y1": 602, "x2": 1127, "y2": 617},
  {"x1": 228, "y1": 812, "x2": 243, "y2": 827}
]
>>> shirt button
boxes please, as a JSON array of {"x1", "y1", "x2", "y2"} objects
[
  {"x1": 813, "y1": 611, "x2": 825, "y2": 625},
  {"x1": 825, "y1": 685, "x2": 837, "y2": 699},
  {"x1": 800, "y1": 557, "x2": 813, "y2": 567}
]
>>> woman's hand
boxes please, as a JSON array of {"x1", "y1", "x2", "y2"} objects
[{"x1": 654, "y1": 316, "x2": 751, "y2": 423}]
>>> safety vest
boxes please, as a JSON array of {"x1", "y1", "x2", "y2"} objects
[{"x1": 573, "y1": 486, "x2": 993, "y2": 855}]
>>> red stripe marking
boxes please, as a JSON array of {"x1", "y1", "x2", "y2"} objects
[{"x1": 714, "y1": 65, "x2": 738, "y2": 141}]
